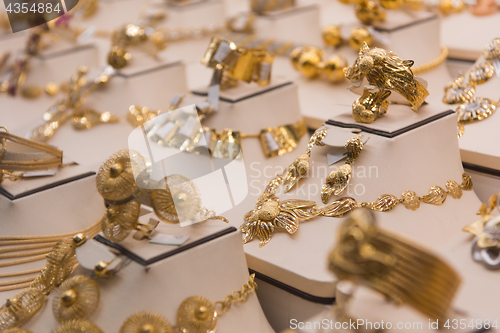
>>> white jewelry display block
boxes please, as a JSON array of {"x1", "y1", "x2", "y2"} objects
[
  {"x1": 21, "y1": 225, "x2": 275, "y2": 333},
  {"x1": 163, "y1": 0, "x2": 226, "y2": 30},
  {"x1": 442, "y1": 12, "x2": 500, "y2": 61},
  {"x1": 237, "y1": 111, "x2": 481, "y2": 331},
  {"x1": 70, "y1": 0, "x2": 146, "y2": 32},
  {"x1": 253, "y1": 5, "x2": 322, "y2": 46}
]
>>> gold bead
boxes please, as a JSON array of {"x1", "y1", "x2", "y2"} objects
[
  {"x1": 109, "y1": 163, "x2": 124, "y2": 178},
  {"x1": 322, "y1": 25, "x2": 343, "y2": 48},
  {"x1": 72, "y1": 233, "x2": 86, "y2": 246},
  {"x1": 94, "y1": 261, "x2": 108, "y2": 276},
  {"x1": 322, "y1": 55, "x2": 347, "y2": 83},
  {"x1": 349, "y1": 26, "x2": 372, "y2": 51},
  {"x1": 139, "y1": 324, "x2": 155, "y2": 333},
  {"x1": 355, "y1": 1, "x2": 386, "y2": 25},
  {"x1": 297, "y1": 47, "x2": 323, "y2": 79},
  {"x1": 61, "y1": 289, "x2": 77, "y2": 307},
  {"x1": 107, "y1": 46, "x2": 132, "y2": 69},
  {"x1": 195, "y1": 305, "x2": 209, "y2": 320},
  {"x1": 290, "y1": 47, "x2": 303, "y2": 70},
  {"x1": 380, "y1": 0, "x2": 403, "y2": 9},
  {"x1": 44, "y1": 82, "x2": 58, "y2": 96}
]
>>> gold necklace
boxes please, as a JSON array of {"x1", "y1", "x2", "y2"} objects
[
  {"x1": 240, "y1": 127, "x2": 473, "y2": 247},
  {"x1": 0, "y1": 222, "x2": 100, "y2": 293}
]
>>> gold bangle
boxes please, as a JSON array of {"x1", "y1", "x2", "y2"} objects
[
  {"x1": 329, "y1": 209, "x2": 461, "y2": 323},
  {"x1": 240, "y1": 127, "x2": 473, "y2": 247},
  {"x1": 345, "y1": 42, "x2": 429, "y2": 123}
]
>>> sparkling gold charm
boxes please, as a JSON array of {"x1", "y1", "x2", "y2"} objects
[
  {"x1": 322, "y1": 25, "x2": 343, "y2": 48},
  {"x1": 322, "y1": 136, "x2": 364, "y2": 203},
  {"x1": 349, "y1": 26, "x2": 372, "y2": 50},
  {"x1": 355, "y1": 0, "x2": 386, "y2": 24}
]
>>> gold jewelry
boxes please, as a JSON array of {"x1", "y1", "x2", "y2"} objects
[
  {"x1": 412, "y1": 45, "x2": 449, "y2": 74},
  {"x1": 290, "y1": 46, "x2": 347, "y2": 83},
  {"x1": 202, "y1": 37, "x2": 274, "y2": 88},
  {"x1": 52, "y1": 275, "x2": 100, "y2": 323},
  {"x1": 96, "y1": 150, "x2": 228, "y2": 243},
  {"x1": 329, "y1": 209, "x2": 461, "y2": 322},
  {"x1": 321, "y1": 135, "x2": 364, "y2": 203},
  {"x1": 240, "y1": 127, "x2": 473, "y2": 246},
  {"x1": 251, "y1": 0, "x2": 296, "y2": 14},
  {"x1": 128, "y1": 99, "x2": 306, "y2": 159},
  {"x1": 345, "y1": 42, "x2": 429, "y2": 123},
  {"x1": 349, "y1": 26, "x2": 373, "y2": 50},
  {"x1": 0, "y1": 234, "x2": 92, "y2": 330},
  {"x1": 463, "y1": 194, "x2": 500, "y2": 269},
  {"x1": 0, "y1": 128, "x2": 65, "y2": 184},
  {"x1": 355, "y1": 0, "x2": 387, "y2": 24},
  {"x1": 443, "y1": 38, "x2": 500, "y2": 134},
  {"x1": 120, "y1": 274, "x2": 257, "y2": 333}
]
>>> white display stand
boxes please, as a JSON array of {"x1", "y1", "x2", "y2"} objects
[
  {"x1": 20, "y1": 223, "x2": 275, "y2": 333},
  {"x1": 442, "y1": 12, "x2": 500, "y2": 61},
  {"x1": 0, "y1": 175, "x2": 105, "y2": 306},
  {"x1": 233, "y1": 110, "x2": 481, "y2": 332},
  {"x1": 163, "y1": 0, "x2": 226, "y2": 30},
  {"x1": 253, "y1": 5, "x2": 323, "y2": 46},
  {"x1": 69, "y1": 0, "x2": 146, "y2": 32}
]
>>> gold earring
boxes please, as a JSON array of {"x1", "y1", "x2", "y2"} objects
[{"x1": 322, "y1": 136, "x2": 364, "y2": 203}]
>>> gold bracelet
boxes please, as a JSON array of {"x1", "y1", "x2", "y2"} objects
[
  {"x1": 0, "y1": 128, "x2": 65, "y2": 184},
  {"x1": 329, "y1": 209, "x2": 461, "y2": 323},
  {"x1": 345, "y1": 43, "x2": 429, "y2": 123},
  {"x1": 412, "y1": 46, "x2": 449, "y2": 74},
  {"x1": 240, "y1": 127, "x2": 473, "y2": 247}
]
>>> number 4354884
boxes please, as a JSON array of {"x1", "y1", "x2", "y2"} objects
[
  {"x1": 6, "y1": 2, "x2": 62, "y2": 14},
  {"x1": 444, "y1": 319, "x2": 498, "y2": 330}
]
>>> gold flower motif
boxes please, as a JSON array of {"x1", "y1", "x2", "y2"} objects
[
  {"x1": 446, "y1": 180, "x2": 463, "y2": 199},
  {"x1": 401, "y1": 190, "x2": 420, "y2": 210},
  {"x1": 240, "y1": 198, "x2": 319, "y2": 247}
]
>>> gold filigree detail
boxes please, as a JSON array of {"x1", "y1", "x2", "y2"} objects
[
  {"x1": 177, "y1": 297, "x2": 217, "y2": 333},
  {"x1": 52, "y1": 319, "x2": 103, "y2": 333},
  {"x1": 120, "y1": 312, "x2": 174, "y2": 333}
]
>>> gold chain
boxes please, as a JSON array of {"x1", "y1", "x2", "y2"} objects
[
  {"x1": 413, "y1": 46, "x2": 449, "y2": 74},
  {"x1": 213, "y1": 274, "x2": 257, "y2": 315}
]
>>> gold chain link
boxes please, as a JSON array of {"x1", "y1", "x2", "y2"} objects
[{"x1": 213, "y1": 274, "x2": 257, "y2": 316}]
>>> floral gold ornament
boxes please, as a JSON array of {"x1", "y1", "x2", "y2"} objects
[
  {"x1": 290, "y1": 46, "x2": 347, "y2": 83},
  {"x1": 0, "y1": 128, "x2": 66, "y2": 184},
  {"x1": 52, "y1": 275, "x2": 100, "y2": 323},
  {"x1": 345, "y1": 42, "x2": 429, "y2": 123},
  {"x1": 329, "y1": 209, "x2": 461, "y2": 322},
  {"x1": 240, "y1": 127, "x2": 473, "y2": 246},
  {"x1": 443, "y1": 38, "x2": 500, "y2": 133},
  {"x1": 464, "y1": 194, "x2": 500, "y2": 269},
  {"x1": 322, "y1": 136, "x2": 364, "y2": 203}
]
